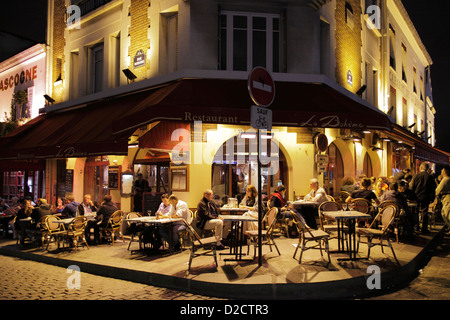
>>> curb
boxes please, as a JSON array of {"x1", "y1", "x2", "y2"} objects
[{"x1": 0, "y1": 227, "x2": 445, "y2": 299}]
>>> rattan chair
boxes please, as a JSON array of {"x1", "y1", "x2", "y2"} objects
[
  {"x1": 36, "y1": 215, "x2": 50, "y2": 248},
  {"x1": 182, "y1": 218, "x2": 218, "y2": 273},
  {"x1": 318, "y1": 201, "x2": 348, "y2": 247},
  {"x1": 66, "y1": 216, "x2": 89, "y2": 252},
  {"x1": 356, "y1": 205, "x2": 400, "y2": 265},
  {"x1": 291, "y1": 210, "x2": 331, "y2": 264},
  {"x1": 125, "y1": 212, "x2": 142, "y2": 251},
  {"x1": 245, "y1": 207, "x2": 281, "y2": 257},
  {"x1": 100, "y1": 210, "x2": 124, "y2": 245},
  {"x1": 379, "y1": 200, "x2": 401, "y2": 243},
  {"x1": 336, "y1": 191, "x2": 351, "y2": 209},
  {"x1": 45, "y1": 215, "x2": 68, "y2": 251}
]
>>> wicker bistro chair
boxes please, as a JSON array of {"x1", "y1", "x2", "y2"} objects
[
  {"x1": 100, "y1": 210, "x2": 125, "y2": 245},
  {"x1": 178, "y1": 210, "x2": 195, "y2": 250},
  {"x1": 45, "y1": 215, "x2": 69, "y2": 251},
  {"x1": 66, "y1": 216, "x2": 89, "y2": 252},
  {"x1": 379, "y1": 200, "x2": 402, "y2": 243},
  {"x1": 318, "y1": 201, "x2": 348, "y2": 248},
  {"x1": 245, "y1": 207, "x2": 281, "y2": 257},
  {"x1": 291, "y1": 210, "x2": 331, "y2": 264},
  {"x1": 356, "y1": 205, "x2": 400, "y2": 265},
  {"x1": 125, "y1": 212, "x2": 142, "y2": 251},
  {"x1": 36, "y1": 215, "x2": 50, "y2": 248},
  {"x1": 182, "y1": 218, "x2": 218, "y2": 273}
]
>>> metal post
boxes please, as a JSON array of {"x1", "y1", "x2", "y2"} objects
[{"x1": 257, "y1": 129, "x2": 262, "y2": 266}]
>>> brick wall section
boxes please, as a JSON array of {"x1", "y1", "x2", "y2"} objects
[
  {"x1": 335, "y1": 0, "x2": 362, "y2": 93},
  {"x1": 129, "y1": 0, "x2": 151, "y2": 80},
  {"x1": 52, "y1": 0, "x2": 66, "y2": 103}
]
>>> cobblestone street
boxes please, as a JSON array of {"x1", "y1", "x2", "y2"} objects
[{"x1": 0, "y1": 255, "x2": 223, "y2": 300}]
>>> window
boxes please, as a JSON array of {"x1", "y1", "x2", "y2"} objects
[
  {"x1": 219, "y1": 11, "x2": 280, "y2": 72},
  {"x1": 345, "y1": 3, "x2": 354, "y2": 29},
  {"x1": 88, "y1": 42, "x2": 104, "y2": 94},
  {"x1": 401, "y1": 43, "x2": 407, "y2": 83},
  {"x1": 413, "y1": 66, "x2": 417, "y2": 94},
  {"x1": 389, "y1": 25, "x2": 396, "y2": 70}
]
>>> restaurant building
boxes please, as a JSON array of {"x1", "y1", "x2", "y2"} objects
[{"x1": 0, "y1": 0, "x2": 448, "y2": 212}]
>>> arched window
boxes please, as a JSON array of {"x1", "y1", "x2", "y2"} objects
[
  {"x1": 324, "y1": 142, "x2": 344, "y2": 197},
  {"x1": 363, "y1": 152, "x2": 373, "y2": 178}
]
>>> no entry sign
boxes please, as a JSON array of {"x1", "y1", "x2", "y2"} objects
[{"x1": 247, "y1": 67, "x2": 275, "y2": 107}]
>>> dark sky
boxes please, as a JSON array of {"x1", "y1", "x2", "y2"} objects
[{"x1": 0, "y1": 1, "x2": 448, "y2": 151}]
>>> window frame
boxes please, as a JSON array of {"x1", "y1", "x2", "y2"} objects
[{"x1": 219, "y1": 11, "x2": 281, "y2": 72}]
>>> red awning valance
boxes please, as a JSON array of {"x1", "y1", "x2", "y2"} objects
[
  {"x1": 414, "y1": 143, "x2": 449, "y2": 165},
  {"x1": 138, "y1": 121, "x2": 190, "y2": 151}
]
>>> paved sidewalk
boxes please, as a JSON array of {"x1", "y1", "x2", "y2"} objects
[{"x1": 0, "y1": 224, "x2": 446, "y2": 300}]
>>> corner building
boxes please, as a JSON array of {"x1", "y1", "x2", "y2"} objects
[{"x1": 0, "y1": 0, "x2": 448, "y2": 212}]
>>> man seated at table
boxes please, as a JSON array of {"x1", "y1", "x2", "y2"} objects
[
  {"x1": 196, "y1": 189, "x2": 227, "y2": 250},
  {"x1": 291, "y1": 178, "x2": 328, "y2": 229},
  {"x1": 303, "y1": 178, "x2": 328, "y2": 204},
  {"x1": 158, "y1": 194, "x2": 192, "y2": 251},
  {"x1": 96, "y1": 195, "x2": 118, "y2": 243},
  {"x1": 61, "y1": 195, "x2": 80, "y2": 218},
  {"x1": 155, "y1": 194, "x2": 172, "y2": 217},
  {"x1": 345, "y1": 177, "x2": 380, "y2": 206},
  {"x1": 77, "y1": 194, "x2": 99, "y2": 244}
]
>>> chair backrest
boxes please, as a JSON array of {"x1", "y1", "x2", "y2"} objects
[
  {"x1": 46, "y1": 215, "x2": 62, "y2": 232},
  {"x1": 352, "y1": 198, "x2": 371, "y2": 214},
  {"x1": 38, "y1": 216, "x2": 49, "y2": 231},
  {"x1": 336, "y1": 191, "x2": 350, "y2": 203},
  {"x1": 326, "y1": 195, "x2": 335, "y2": 202},
  {"x1": 110, "y1": 210, "x2": 124, "y2": 227},
  {"x1": 290, "y1": 210, "x2": 315, "y2": 238},
  {"x1": 70, "y1": 216, "x2": 87, "y2": 232},
  {"x1": 379, "y1": 200, "x2": 399, "y2": 213},
  {"x1": 379, "y1": 205, "x2": 397, "y2": 231},
  {"x1": 265, "y1": 207, "x2": 278, "y2": 233},
  {"x1": 319, "y1": 201, "x2": 342, "y2": 215},
  {"x1": 126, "y1": 212, "x2": 141, "y2": 225},
  {"x1": 182, "y1": 218, "x2": 203, "y2": 245}
]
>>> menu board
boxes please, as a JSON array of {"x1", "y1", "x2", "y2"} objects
[
  {"x1": 142, "y1": 192, "x2": 163, "y2": 216},
  {"x1": 65, "y1": 169, "x2": 74, "y2": 193}
]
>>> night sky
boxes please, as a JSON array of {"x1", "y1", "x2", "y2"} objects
[{"x1": 1, "y1": 1, "x2": 448, "y2": 152}]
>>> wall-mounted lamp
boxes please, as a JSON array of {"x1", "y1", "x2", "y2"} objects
[
  {"x1": 44, "y1": 94, "x2": 55, "y2": 105},
  {"x1": 417, "y1": 131, "x2": 425, "y2": 136},
  {"x1": 356, "y1": 85, "x2": 367, "y2": 97},
  {"x1": 407, "y1": 123, "x2": 416, "y2": 129},
  {"x1": 387, "y1": 106, "x2": 394, "y2": 115},
  {"x1": 122, "y1": 69, "x2": 137, "y2": 84}
]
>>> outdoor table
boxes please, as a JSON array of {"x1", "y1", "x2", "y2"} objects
[
  {"x1": 124, "y1": 216, "x2": 182, "y2": 253},
  {"x1": 219, "y1": 207, "x2": 249, "y2": 215},
  {"x1": 291, "y1": 201, "x2": 319, "y2": 229},
  {"x1": 219, "y1": 215, "x2": 257, "y2": 262},
  {"x1": 322, "y1": 210, "x2": 372, "y2": 261}
]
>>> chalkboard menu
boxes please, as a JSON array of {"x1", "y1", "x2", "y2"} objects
[
  {"x1": 142, "y1": 192, "x2": 163, "y2": 216},
  {"x1": 65, "y1": 169, "x2": 74, "y2": 193}
]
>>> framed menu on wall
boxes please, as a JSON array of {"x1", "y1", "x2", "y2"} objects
[
  {"x1": 170, "y1": 165, "x2": 188, "y2": 191},
  {"x1": 108, "y1": 166, "x2": 120, "y2": 189}
]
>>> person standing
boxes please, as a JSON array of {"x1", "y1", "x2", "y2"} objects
[
  {"x1": 410, "y1": 162, "x2": 436, "y2": 234},
  {"x1": 133, "y1": 173, "x2": 150, "y2": 213},
  {"x1": 436, "y1": 166, "x2": 450, "y2": 232}
]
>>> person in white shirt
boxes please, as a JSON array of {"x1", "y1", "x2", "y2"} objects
[
  {"x1": 303, "y1": 178, "x2": 328, "y2": 204},
  {"x1": 155, "y1": 194, "x2": 172, "y2": 218},
  {"x1": 158, "y1": 194, "x2": 192, "y2": 251}
]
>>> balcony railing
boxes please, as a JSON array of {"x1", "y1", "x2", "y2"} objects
[{"x1": 71, "y1": 0, "x2": 113, "y2": 17}]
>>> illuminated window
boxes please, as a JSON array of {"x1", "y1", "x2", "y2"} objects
[{"x1": 219, "y1": 11, "x2": 280, "y2": 72}]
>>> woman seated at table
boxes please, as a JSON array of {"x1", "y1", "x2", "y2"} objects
[
  {"x1": 240, "y1": 185, "x2": 265, "y2": 233},
  {"x1": 14, "y1": 199, "x2": 34, "y2": 245},
  {"x1": 346, "y1": 178, "x2": 380, "y2": 206}
]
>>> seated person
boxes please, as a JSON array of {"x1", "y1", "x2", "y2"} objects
[
  {"x1": 155, "y1": 194, "x2": 172, "y2": 217},
  {"x1": 77, "y1": 194, "x2": 99, "y2": 244},
  {"x1": 0, "y1": 198, "x2": 10, "y2": 212},
  {"x1": 196, "y1": 189, "x2": 227, "y2": 250},
  {"x1": 303, "y1": 178, "x2": 328, "y2": 204},
  {"x1": 398, "y1": 180, "x2": 418, "y2": 202},
  {"x1": 268, "y1": 185, "x2": 287, "y2": 213},
  {"x1": 61, "y1": 195, "x2": 80, "y2": 218},
  {"x1": 96, "y1": 195, "x2": 118, "y2": 229},
  {"x1": 340, "y1": 176, "x2": 359, "y2": 194},
  {"x1": 14, "y1": 200, "x2": 34, "y2": 245},
  {"x1": 31, "y1": 198, "x2": 52, "y2": 228},
  {"x1": 158, "y1": 195, "x2": 192, "y2": 251},
  {"x1": 346, "y1": 177, "x2": 380, "y2": 206}
]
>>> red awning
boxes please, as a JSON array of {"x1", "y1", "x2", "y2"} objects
[
  {"x1": 414, "y1": 143, "x2": 449, "y2": 165},
  {"x1": 0, "y1": 78, "x2": 392, "y2": 160},
  {"x1": 138, "y1": 121, "x2": 190, "y2": 150}
]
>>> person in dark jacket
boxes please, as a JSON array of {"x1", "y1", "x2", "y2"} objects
[
  {"x1": 61, "y1": 195, "x2": 80, "y2": 218},
  {"x1": 96, "y1": 195, "x2": 118, "y2": 228},
  {"x1": 410, "y1": 162, "x2": 436, "y2": 233},
  {"x1": 196, "y1": 189, "x2": 226, "y2": 250},
  {"x1": 31, "y1": 198, "x2": 52, "y2": 227}
]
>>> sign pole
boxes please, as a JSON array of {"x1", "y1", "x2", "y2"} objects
[{"x1": 257, "y1": 129, "x2": 262, "y2": 267}]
